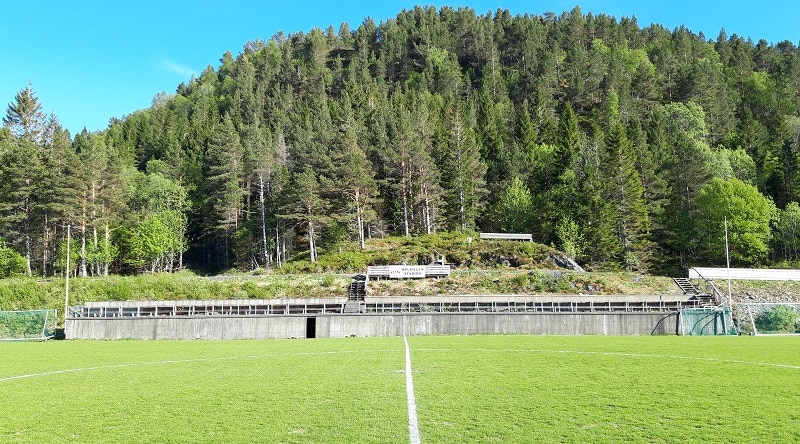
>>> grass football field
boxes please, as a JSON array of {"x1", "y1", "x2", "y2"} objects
[{"x1": 1, "y1": 335, "x2": 798, "y2": 443}]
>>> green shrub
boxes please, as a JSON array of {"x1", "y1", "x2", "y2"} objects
[
  {"x1": 512, "y1": 273, "x2": 531, "y2": 289},
  {"x1": 0, "y1": 243, "x2": 26, "y2": 278},
  {"x1": 321, "y1": 274, "x2": 337, "y2": 287},
  {"x1": 756, "y1": 306, "x2": 799, "y2": 333}
]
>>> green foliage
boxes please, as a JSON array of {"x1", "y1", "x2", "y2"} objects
[
  {"x1": 55, "y1": 234, "x2": 80, "y2": 276},
  {"x1": 774, "y1": 202, "x2": 800, "y2": 261},
  {"x1": 7, "y1": 7, "x2": 800, "y2": 273},
  {"x1": 0, "y1": 241, "x2": 26, "y2": 278},
  {"x1": 556, "y1": 216, "x2": 583, "y2": 260},
  {"x1": 3, "y1": 83, "x2": 45, "y2": 143},
  {"x1": 755, "y1": 305, "x2": 799, "y2": 333},
  {"x1": 493, "y1": 177, "x2": 534, "y2": 234},
  {"x1": 0, "y1": 278, "x2": 60, "y2": 311},
  {"x1": 0, "y1": 309, "x2": 55, "y2": 339},
  {"x1": 694, "y1": 178, "x2": 777, "y2": 266}
]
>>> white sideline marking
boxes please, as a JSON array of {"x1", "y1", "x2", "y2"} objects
[
  {"x1": 413, "y1": 348, "x2": 800, "y2": 371},
  {"x1": 404, "y1": 336, "x2": 421, "y2": 444},
  {"x1": 3, "y1": 347, "x2": 797, "y2": 387},
  {"x1": 0, "y1": 349, "x2": 399, "y2": 384}
]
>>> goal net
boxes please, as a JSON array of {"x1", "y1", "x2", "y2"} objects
[
  {"x1": 0, "y1": 309, "x2": 57, "y2": 341},
  {"x1": 679, "y1": 308, "x2": 737, "y2": 336},
  {"x1": 736, "y1": 303, "x2": 800, "y2": 335}
]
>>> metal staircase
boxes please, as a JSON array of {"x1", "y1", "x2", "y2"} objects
[
  {"x1": 673, "y1": 277, "x2": 700, "y2": 295},
  {"x1": 673, "y1": 277, "x2": 718, "y2": 307},
  {"x1": 345, "y1": 275, "x2": 367, "y2": 313},
  {"x1": 347, "y1": 274, "x2": 366, "y2": 301}
]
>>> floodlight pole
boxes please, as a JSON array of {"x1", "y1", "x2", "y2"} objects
[
  {"x1": 724, "y1": 217, "x2": 732, "y2": 312},
  {"x1": 64, "y1": 224, "x2": 71, "y2": 329}
]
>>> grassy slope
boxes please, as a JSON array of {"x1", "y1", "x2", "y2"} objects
[
  {"x1": 0, "y1": 270, "x2": 682, "y2": 312},
  {"x1": 2, "y1": 232, "x2": 798, "y2": 310}
]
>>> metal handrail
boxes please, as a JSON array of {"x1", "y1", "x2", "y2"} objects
[
  {"x1": 69, "y1": 298, "x2": 698, "y2": 318},
  {"x1": 689, "y1": 267, "x2": 729, "y2": 307}
]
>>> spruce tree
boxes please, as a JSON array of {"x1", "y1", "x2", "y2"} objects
[
  {"x1": 441, "y1": 102, "x2": 487, "y2": 231},
  {"x1": 203, "y1": 114, "x2": 244, "y2": 269},
  {"x1": 329, "y1": 95, "x2": 377, "y2": 249},
  {"x1": 3, "y1": 83, "x2": 46, "y2": 144},
  {"x1": 603, "y1": 120, "x2": 650, "y2": 269},
  {"x1": 284, "y1": 166, "x2": 329, "y2": 262}
]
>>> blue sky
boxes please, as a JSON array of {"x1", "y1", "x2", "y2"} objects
[{"x1": 3, "y1": 0, "x2": 799, "y2": 135}]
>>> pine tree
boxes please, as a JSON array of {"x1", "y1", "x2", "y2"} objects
[
  {"x1": 3, "y1": 83, "x2": 46, "y2": 144},
  {"x1": 441, "y1": 102, "x2": 487, "y2": 230},
  {"x1": 284, "y1": 167, "x2": 329, "y2": 262},
  {"x1": 204, "y1": 114, "x2": 244, "y2": 269},
  {"x1": 603, "y1": 120, "x2": 650, "y2": 269},
  {"x1": 385, "y1": 96, "x2": 441, "y2": 236},
  {"x1": 329, "y1": 95, "x2": 377, "y2": 249},
  {"x1": 555, "y1": 103, "x2": 580, "y2": 174},
  {"x1": 74, "y1": 130, "x2": 127, "y2": 276},
  {"x1": 655, "y1": 102, "x2": 713, "y2": 268},
  {"x1": 38, "y1": 117, "x2": 83, "y2": 277},
  {"x1": 0, "y1": 137, "x2": 48, "y2": 276}
]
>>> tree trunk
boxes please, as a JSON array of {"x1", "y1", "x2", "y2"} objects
[
  {"x1": 258, "y1": 172, "x2": 269, "y2": 267},
  {"x1": 459, "y1": 189, "x2": 466, "y2": 230},
  {"x1": 103, "y1": 221, "x2": 111, "y2": 276},
  {"x1": 23, "y1": 196, "x2": 32, "y2": 276},
  {"x1": 308, "y1": 220, "x2": 316, "y2": 262},
  {"x1": 275, "y1": 219, "x2": 281, "y2": 268},
  {"x1": 91, "y1": 182, "x2": 99, "y2": 276},
  {"x1": 422, "y1": 182, "x2": 432, "y2": 235},
  {"x1": 79, "y1": 192, "x2": 87, "y2": 277},
  {"x1": 41, "y1": 215, "x2": 49, "y2": 277},
  {"x1": 401, "y1": 159, "x2": 410, "y2": 237},
  {"x1": 355, "y1": 188, "x2": 365, "y2": 250}
]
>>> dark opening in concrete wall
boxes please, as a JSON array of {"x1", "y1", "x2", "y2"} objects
[{"x1": 306, "y1": 317, "x2": 317, "y2": 338}]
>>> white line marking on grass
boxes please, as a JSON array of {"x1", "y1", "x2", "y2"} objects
[
  {"x1": 0, "y1": 359, "x2": 203, "y2": 383},
  {"x1": 404, "y1": 336, "x2": 421, "y2": 444},
  {"x1": 413, "y1": 348, "x2": 800, "y2": 371},
  {"x1": 0, "y1": 349, "x2": 400, "y2": 384}
]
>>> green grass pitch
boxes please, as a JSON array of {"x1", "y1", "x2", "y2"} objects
[{"x1": 1, "y1": 335, "x2": 798, "y2": 443}]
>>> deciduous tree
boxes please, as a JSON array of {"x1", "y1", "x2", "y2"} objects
[{"x1": 694, "y1": 177, "x2": 777, "y2": 266}]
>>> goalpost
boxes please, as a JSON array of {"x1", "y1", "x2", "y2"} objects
[
  {"x1": 0, "y1": 309, "x2": 58, "y2": 341},
  {"x1": 735, "y1": 303, "x2": 800, "y2": 335},
  {"x1": 679, "y1": 307, "x2": 738, "y2": 336}
]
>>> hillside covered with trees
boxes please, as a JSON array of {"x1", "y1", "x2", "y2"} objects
[{"x1": 3, "y1": 5, "x2": 800, "y2": 277}]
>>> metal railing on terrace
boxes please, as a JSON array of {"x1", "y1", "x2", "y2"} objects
[
  {"x1": 69, "y1": 298, "x2": 702, "y2": 318},
  {"x1": 365, "y1": 299, "x2": 698, "y2": 314}
]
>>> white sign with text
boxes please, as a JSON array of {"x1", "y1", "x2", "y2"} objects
[{"x1": 388, "y1": 265, "x2": 426, "y2": 279}]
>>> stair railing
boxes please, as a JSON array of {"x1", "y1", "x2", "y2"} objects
[{"x1": 688, "y1": 267, "x2": 728, "y2": 307}]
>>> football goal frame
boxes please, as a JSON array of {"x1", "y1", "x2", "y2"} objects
[
  {"x1": 0, "y1": 309, "x2": 58, "y2": 341},
  {"x1": 735, "y1": 303, "x2": 800, "y2": 336}
]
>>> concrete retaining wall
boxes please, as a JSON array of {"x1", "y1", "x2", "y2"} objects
[{"x1": 66, "y1": 312, "x2": 678, "y2": 340}]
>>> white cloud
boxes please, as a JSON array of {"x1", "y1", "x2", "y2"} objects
[{"x1": 158, "y1": 59, "x2": 196, "y2": 78}]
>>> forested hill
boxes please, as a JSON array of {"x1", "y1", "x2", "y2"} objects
[{"x1": 3, "y1": 5, "x2": 800, "y2": 277}]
